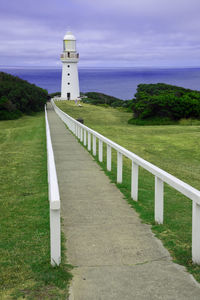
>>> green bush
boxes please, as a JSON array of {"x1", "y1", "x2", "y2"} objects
[
  {"x1": 81, "y1": 92, "x2": 132, "y2": 110},
  {"x1": 132, "y1": 83, "x2": 200, "y2": 120},
  {"x1": 0, "y1": 72, "x2": 49, "y2": 120},
  {"x1": 0, "y1": 109, "x2": 22, "y2": 120},
  {"x1": 49, "y1": 92, "x2": 61, "y2": 98},
  {"x1": 83, "y1": 92, "x2": 123, "y2": 106}
]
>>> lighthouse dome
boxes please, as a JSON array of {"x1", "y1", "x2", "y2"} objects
[
  {"x1": 63, "y1": 31, "x2": 76, "y2": 51},
  {"x1": 64, "y1": 31, "x2": 76, "y2": 41}
]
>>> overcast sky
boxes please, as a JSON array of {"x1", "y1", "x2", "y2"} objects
[{"x1": 0, "y1": 0, "x2": 200, "y2": 68}]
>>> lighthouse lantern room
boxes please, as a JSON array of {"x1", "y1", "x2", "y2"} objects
[{"x1": 60, "y1": 31, "x2": 80, "y2": 100}]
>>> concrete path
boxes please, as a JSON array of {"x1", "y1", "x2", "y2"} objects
[{"x1": 47, "y1": 103, "x2": 200, "y2": 300}]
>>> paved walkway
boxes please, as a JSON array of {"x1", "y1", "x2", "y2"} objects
[{"x1": 47, "y1": 103, "x2": 200, "y2": 300}]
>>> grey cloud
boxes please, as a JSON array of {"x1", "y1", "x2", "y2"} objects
[{"x1": 0, "y1": 0, "x2": 200, "y2": 67}]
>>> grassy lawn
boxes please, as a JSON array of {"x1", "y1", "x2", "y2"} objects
[
  {"x1": 0, "y1": 113, "x2": 72, "y2": 299},
  {"x1": 55, "y1": 100, "x2": 200, "y2": 282}
]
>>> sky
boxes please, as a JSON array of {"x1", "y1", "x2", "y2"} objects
[{"x1": 0, "y1": 0, "x2": 200, "y2": 68}]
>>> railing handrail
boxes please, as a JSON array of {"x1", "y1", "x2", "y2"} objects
[
  {"x1": 52, "y1": 100, "x2": 200, "y2": 205},
  {"x1": 45, "y1": 105, "x2": 61, "y2": 266},
  {"x1": 45, "y1": 105, "x2": 60, "y2": 209}
]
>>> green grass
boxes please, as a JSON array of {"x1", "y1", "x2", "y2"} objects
[
  {"x1": 128, "y1": 117, "x2": 200, "y2": 126},
  {"x1": 55, "y1": 100, "x2": 200, "y2": 282},
  {"x1": 0, "y1": 113, "x2": 72, "y2": 299},
  {"x1": 128, "y1": 117, "x2": 178, "y2": 125}
]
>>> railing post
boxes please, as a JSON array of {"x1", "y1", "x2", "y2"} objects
[
  {"x1": 93, "y1": 135, "x2": 96, "y2": 156},
  {"x1": 155, "y1": 176, "x2": 164, "y2": 224},
  {"x1": 88, "y1": 132, "x2": 91, "y2": 151},
  {"x1": 107, "y1": 145, "x2": 111, "y2": 171},
  {"x1": 75, "y1": 124, "x2": 78, "y2": 137},
  {"x1": 192, "y1": 201, "x2": 200, "y2": 264},
  {"x1": 73, "y1": 122, "x2": 76, "y2": 134},
  {"x1": 50, "y1": 208, "x2": 61, "y2": 266},
  {"x1": 117, "y1": 152, "x2": 123, "y2": 183},
  {"x1": 80, "y1": 127, "x2": 83, "y2": 142},
  {"x1": 99, "y1": 139, "x2": 103, "y2": 162},
  {"x1": 131, "y1": 161, "x2": 138, "y2": 201},
  {"x1": 70, "y1": 120, "x2": 72, "y2": 131},
  {"x1": 78, "y1": 126, "x2": 80, "y2": 139},
  {"x1": 79, "y1": 126, "x2": 81, "y2": 139},
  {"x1": 84, "y1": 130, "x2": 87, "y2": 146}
]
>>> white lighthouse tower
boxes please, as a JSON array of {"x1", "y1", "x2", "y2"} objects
[{"x1": 60, "y1": 31, "x2": 80, "y2": 100}]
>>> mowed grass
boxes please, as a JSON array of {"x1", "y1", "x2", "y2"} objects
[
  {"x1": 0, "y1": 113, "x2": 72, "y2": 299},
  {"x1": 56, "y1": 101, "x2": 200, "y2": 282}
]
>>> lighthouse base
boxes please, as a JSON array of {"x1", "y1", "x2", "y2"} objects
[{"x1": 53, "y1": 96, "x2": 81, "y2": 102}]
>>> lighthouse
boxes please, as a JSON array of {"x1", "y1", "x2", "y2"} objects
[{"x1": 60, "y1": 31, "x2": 80, "y2": 100}]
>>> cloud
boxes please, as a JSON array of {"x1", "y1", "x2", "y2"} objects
[{"x1": 0, "y1": 0, "x2": 200, "y2": 67}]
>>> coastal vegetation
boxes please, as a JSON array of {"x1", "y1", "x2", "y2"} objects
[
  {"x1": 49, "y1": 91, "x2": 61, "y2": 98},
  {"x1": 54, "y1": 83, "x2": 200, "y2": 126},
  {"x1": 1, "y1": 71, "x2": 200, "y2": 296},
  {"x1": 0, "y1": 113, "x2": 72, "y2": 299},
  {"x1": 82, "y1": 91, "x2": 132, "y2": 109},
  {"x1": 55, "y1": 100, "x2": 200, "y2": 283},
  {"x1": 129, "y1": 83, "x2": 200, "y2": 125},
  {"x1": 0, "y1": 72, "x2": 48, "y2": 120}
]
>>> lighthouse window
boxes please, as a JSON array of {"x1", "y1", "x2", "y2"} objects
[
  {"x1": 67, "y1": 65, "x2": 70, "y2": 68},
  {"x1": 68, "y1": 73, "x2": 70, "y2": 76},
  {"x1": 68, "y1": 82, "x2": 70, "y2": 85}
]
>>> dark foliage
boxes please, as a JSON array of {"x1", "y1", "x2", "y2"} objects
[
  {"x1": 49, "y1": 92, "x2": 61, "y2": 98},
  {"x1": 132, "y1": 83, "x2": 200, "y2": 120},
  {"x1": 82, "y1": 92, "x2": 132, "y2": 109},
  {"x1": 0, "y1": 72, "x2": 48, "y2": 120}
]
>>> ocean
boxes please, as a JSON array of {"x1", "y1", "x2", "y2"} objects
[{"x1": 1, "y1": 67, "x2": 200, "y2": 100}]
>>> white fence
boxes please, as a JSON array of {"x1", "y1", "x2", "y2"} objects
[
  {"x1": 51, "y1": 100, "x2": 200, "y2": 265},
  {"x1": 45, "y1": 105, "x2": 61, "y2": 266}
]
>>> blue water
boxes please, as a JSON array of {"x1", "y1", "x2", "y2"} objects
[{"x1": 1, "y1": 67, "x2": 200, "y2": 100}]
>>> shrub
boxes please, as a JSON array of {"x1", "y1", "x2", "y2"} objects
[
  {"x1": 49, "y1": 92, "x2": 61, "y2": 98},
  {"x1": 0, "y1": 72, "x2": 48, "y2": 120},
  {"x1": 132, "y1": 83, "x2": 200, "y2": 120},
  {"x1": 83, "y1": 92, "x2": 124, "y2": 106}
]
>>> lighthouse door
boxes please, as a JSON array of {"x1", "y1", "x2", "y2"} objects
[{"x1": 67, "y1": 93, "x2": 71, "y2": 100}]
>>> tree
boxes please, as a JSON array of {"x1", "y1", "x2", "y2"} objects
[
  {"x1": 132, "y1": 83, "x2": 200, "y2": 120},
  {"x1": 0, "y1": 72, "x2": 48, "y2": 120}
]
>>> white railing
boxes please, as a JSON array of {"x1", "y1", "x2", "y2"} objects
[
  {"x1": 60, "y1": 52, "x2": 79, "y2": 59},
  {"x1": 45, "y1": 105, "x2": 61, "y2": 266},
  {"x1": 51, "y1": 99, "x2": 200, "y2": 265}
]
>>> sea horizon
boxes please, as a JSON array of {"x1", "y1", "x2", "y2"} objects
[
  {"x1": 1, "y1": 66, "x2": 200, "y2": 100},
  {"x1": 1, "y1": 65, "x2": 200, "y2": 69}
]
